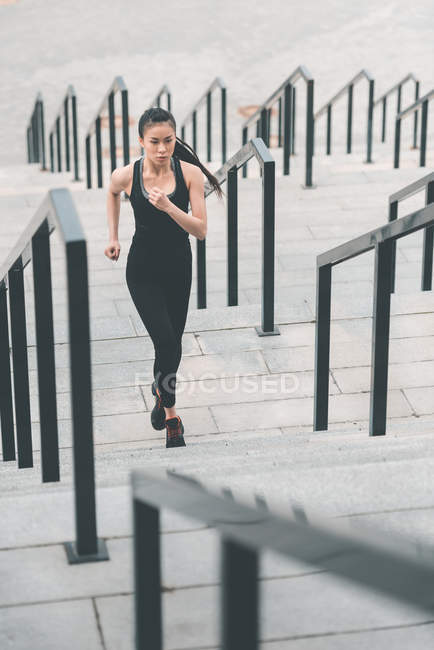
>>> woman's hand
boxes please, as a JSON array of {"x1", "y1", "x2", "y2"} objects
[
  {"x1": 148, "y1": 187, "x2": 172, "y2": 212},
  {"x1": 104, "y1": 239, "x2": 121, "y2": 261}
]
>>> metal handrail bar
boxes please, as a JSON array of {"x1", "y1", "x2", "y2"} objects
[
  {"x1": 394, "y1": 89, "x2": 434, "y2": 169},
  {"x1": 314, "y1": 200, "x2": 434, "y2": 436},
  {"x1": 313, "y1": 69, "x2": 374, "y2": 162},
  {"x1": 388, "y1": 172, "x2": 434, "y2": 292},
  {"x1": 180, "y1": 76, "x2": 227, "y2": 164},
  {"x1": 0, "y1": 188, "x2": 108, "y2": 564},
  {"x1": 375, "y1": 73, "x2": 420, "y2": 145},
  {"x1": 84, "y1": 76, "x2": 130, "y2": 188},
  {"x1": 47, "y1": 84, "x2": 80, "y2": 180},
  {"x1": 26, "y1": 92, "x2": 47, "y2": 170},
  {"x1": 132, "y1": 468, "x2": 434, "y2": 649},
  {"x1": 150, "y1": 83, "x2": 171, "y2": 111},
  {"x1": 241, "y1": 65, "x2": 314, "y2": 187},
  {"x1": 193, "y1": 137, "x2": 279, "y2": 336}
]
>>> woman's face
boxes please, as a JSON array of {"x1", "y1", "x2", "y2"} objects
[{"x1": 139, "y1": 122, "x2": 176, "y2": 164}]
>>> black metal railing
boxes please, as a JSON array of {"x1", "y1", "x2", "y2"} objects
[
  {"x1": 85, "y1": 76, "x2": 130, "y2": 188},
  {"x1": 313, "y1": 69, "x2": 374, "y2": 163},
  {"x1": 198, "y1": 137, "x2": 279, "y2": 336},
  {"x1": 151, "y1": 84, "x2": 171, "y2": 112},
  {"x1": 48, "y1": 85, "x2": 80, "y2": 181},
  {"x1": 373, "y1": 73, "x2": 419, "y2": 145},
  {"x1": 26, "y1": 92, "x2": 47, "y2": 170},
  {"x1": 241, "y1": 66, "x2": 314, "y2": 188},
  {"x1": 389, "y1": 172, "x2": 434, "y2": 292},
  {"x1": 314, "y1": 197, "x2": 434, "y2": 436},
  {"x1": 394, "y1": 88, "x2": 433, "y2": 169},
  {"x1": 180, "y1": 76, "x2": 227, "y2": 165},
  {"x1": 0, "y1": 188, "x2": 108, "y2": 564},
  {"x1": 132, "y1": 468, "x2": 434, "y2": 650}
]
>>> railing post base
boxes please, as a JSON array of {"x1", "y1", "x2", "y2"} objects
[
  {"x1": 64, "y1": 538, "x2": 110, "y2": 565},
  {"x1": 301, "y1": 183, "x2": 317, "y2": 190},
  {"x1": 255, "y1": 325, "x2": 280, "y2": 337}
]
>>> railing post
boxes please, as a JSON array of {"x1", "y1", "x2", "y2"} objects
[
  {"x1": 278, "y1": 96, "x2": 282, "y2": 146},
  {"x1": 221, "y1": 85, "x2": 227, "y2": 164},
  {"x1": 394, "y1": 117, "x2": 401, "y2": 168},
  {"x1": 71, "y1": 93, "x2": 80, "y2": 181},
  {"x1": 64, "y1": 96, "x2": 70, "y2": 172},
  {"x1": 95, "y1": 116, "x2": 102, "y2": 188},
  {"x1": 121, "y1": 88, "x2": 130, "y2": 166},
  {"x1": 227, "y1": 166, "x2": 238, "y2": 306},
  {"x1": 8, "y1": 260, "x2": 33, "y2": 468},
  {"x1": 56, "y1": 116, "x2": 62, "y2": 172},
  {"x1": 420, "y1": 99, "x2": 428, "y2": 167},
  {"x1": 108, "y1": 90, "x2": 117, "y2": 172},
  {"x1": 366, "y1": 78, "x2": 374, "y2": 163},
  {"x1": 381, "y1": 96, "x2": 387, "y2": 142},
  {"x1": 192, "y1": 110, "x2": 197, "y2": 152},
  {"x1": 304, "y1": 79, "x2": 314, "y2": 188},
  {"x1": 291, "y1": 86, "x2": 296, "y2": 155},
  {"x1": 85, "y1": 135, "x2": 91, "y2": 188},
  {"x1": 196, "y1": 238, "x2": 207, "y2": 309},
  {"x1": 206, "y1": 90, "x2": 212, "y2": 162},
  {"x1": 347, "y1": 83, "x2": 353, "y2": 154},
  {"x1": 389, "y1": 199, "x2": 398, "y2": 294},
  {"x1": 32, "y1": 220, "x2": 60, "y2": 482},
  {"x1": 397, "y1": 84, "x2": 402, "y2": 114},
  {"x1": 241, "y1": 126, "x2": 248, "y2": 178},
  {"x1": 421, "y1": 181, "x2": 434, "y2": 291},
  {"x1": 38, "y1": 98, "x2": 47, "y2": 171},
  {"x1": 314, "y1": 263, "x2": 331, "y2": 431},
  {"x1": 167, "y1": 91, "x2": 171, "y2": 112},
  {"x1": 326, "y1": 104, "x2": 332, "y2": 155},
  {"x1": 49, "y1": 132, "x2": 54, "y2": 173},
  {"x1": 369, "y1": 239, "x2": 393, "y2": 436},
  {"x1": 133, "y1": 499, "x2": 162, "y2": 650},
  {"x1": 255, "y1": 157, "x2": 279, "y2": 336},
  {"x1": 412, "y1": 81, "x2": 420, "y2": 149},
  {"x1": 0, "y1": 281, "x2": 15, "y2": 462},
  {"x1": 221, "y1": 538, "x2": 258, "y2": 650},
  {"x1": 283, "y1": 82, "x2": 292, "y2": 176}
]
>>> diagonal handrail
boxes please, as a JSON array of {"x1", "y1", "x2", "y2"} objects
[
  {"x1": 192, "y1": 137, "x2": 279, "y2": 336},
  {"x1": 150, "y1": 83, "x2": 171, "y2": 111},
  {"x1": 132, "y1": 467, "x2": 434, "y2": 649},
  {"x1": 84, "y1": 76, "x2": 130, "y2": 188},
  {"x1": 0, "y1": 188, "x2": 108, "y2": 564},
  {"x1": 314, "y1": 197, "x2": 434, "y2": 436},
  {"x1": 47, "y1": 84, "x2": 80, "y2": 181},
  {"x1": 241, "y1": 65, "x2": 315, "y2": 187},
  {"x1": 394, "y1": 88, "x2": 434, "y2": 169},
  {"x1": 373, "y1": 73, "x2": 420, "y2": 145},
  {"x1": 180, "y1": 76, "x2": 226, "y2": 165},
  {"x1": 314, "y1": 69, "x2": 375, "y2": 162}
]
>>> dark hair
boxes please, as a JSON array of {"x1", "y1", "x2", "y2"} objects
[{"x1": 138, "y1": 107, "x2": 224, "y2": 200}]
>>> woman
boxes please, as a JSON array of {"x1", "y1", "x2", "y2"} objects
[{"x1": 105, "y1": 107, "x2": 223, "y2": 448}]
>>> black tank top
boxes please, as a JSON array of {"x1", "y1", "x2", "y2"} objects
[{"x1": 129, "y1": 154, "x2": 190, "y2": 247}]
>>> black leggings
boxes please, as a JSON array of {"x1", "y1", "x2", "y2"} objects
[{"x1": 125, "y1": 234, "x2": 192, "y2": 408}]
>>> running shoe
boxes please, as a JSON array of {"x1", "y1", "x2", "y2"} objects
[
  {"x1": 165, "y1": 415, "x2": 186, "y2": 448},
  {"x1": 151, "y1": 381, "x2": 166, "y2": 430}
]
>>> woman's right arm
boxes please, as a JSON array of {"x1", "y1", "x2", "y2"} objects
[{"x1": 104, "y1": 165, "x2": 131, "y2": 261}]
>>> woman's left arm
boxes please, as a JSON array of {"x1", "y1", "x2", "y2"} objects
[{"x1": 147, "y1": 165, "x2": 207, "y2": 240}]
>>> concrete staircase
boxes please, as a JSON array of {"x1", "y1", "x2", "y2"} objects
[{"x1": 1, "y1": 138, "x2": 434, "y2": 648}]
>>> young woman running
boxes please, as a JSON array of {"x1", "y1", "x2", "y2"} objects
[{"x1": 104, "y1": 107, "x2": 223, "y2": 448}]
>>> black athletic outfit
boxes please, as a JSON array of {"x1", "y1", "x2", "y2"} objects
[{"x1": 126, "y1": 154, "x2": 192, "y2": 408}]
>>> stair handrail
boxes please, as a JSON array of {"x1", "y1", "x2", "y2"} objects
[
  {"x1": 191, "y1": 137, "x2": 278, "y2": 336},
  {"x1": 394, "y1": 88, "x2": 434, "y2": 169},
  {"x1": 26, "y1": 92, "x2": 47, "y2": 170},
  {"x1": 84, "y1": 75, "x2": 130, "y2": 188},
  {"x1": 314, "y1": 194, "x2": 434, "y2": 436},
  {"x1": 179, "y1": 76, "x2": 227, "y2": 165},
  {"x1": 47, "y1": 84, "x2": 80, "y2": 181},
  {"x1": 132, "y1": 467, "x2": 434, "y2": 648},
  {"x1": 388, "y1": 171, "x2": 434, "y2": 293},
  {"x1": 150, "y1": 83, "x2": 171, "y2": 111},
  {"x1": 373, "y1": 73, "x2": 420, "y2": 145},
  {"x1": 313, "y1": 69, "x2": 374, "y2": 162},
  {"x1": 0, "y1": 188, "x2": 108, "y2": 564},
  {"x1": 241, "y1": 65, "x2": 314, "y2": 187}
]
